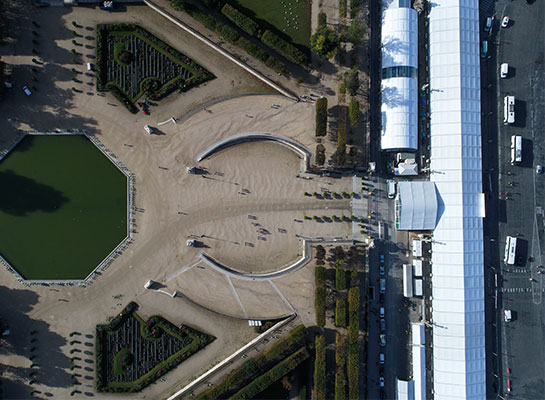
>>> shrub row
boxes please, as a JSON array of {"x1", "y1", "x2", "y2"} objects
[
  {"x1": 182, "y1": 6, "x2": 288, "y2": 75},
  {"x1": 315, "y1": 287, "x2": 326, "y2": 327},
  {"x1": 347, "y1": 287, "x2": 359, "y2": 399},
  {"x1": 221, "y1": 4, "x2": 258, "y2": 36},
  {"x1": 349, "y1": 100, "x2": 360, "y2": 129},
  {"x1": 315, "y1": 97, "x2": 328, "y2": 137},
  {"x1": 315, "y1": 143, "x2": 326, "y2": 165},
  {"x1": 196, "y1": 325, "x2": 307, "y2": 400},
  {"x1": 261, "y1": 29, "x2": 308, "y2": 64},
  {"x1": 335, "y1": 368, "x2": 347, "y2": 400},
  {"x1": 336, "y1": 333, "x2": 347, "y2": 367},
  {"x1": 350, "y1": 0, "x2": 361, "y2": 18},
  {"x1": 230, "y1": 346, "x2": 310, "y2": 399},
  {"x1": 335, "y1": 268, "x2": 346, "y2": 291},
  {"x1": 315, "y1": 266, "x2": 327, "y2": 327},
  {"x1": 337, "y1": 106, "x2": 348, "y2": 165},
  {"x1": 335, "y1": 299, "x2": 346, "y2": 328},
  {"x1": 347, "y1": 342, "x2": 358, "y2": 400},
  {"x1": 318, "y1": 12, "x2": 327, "y2": 28},
  {"x1": 314, "y1": 335, "x2": 326, "y2": 400}
]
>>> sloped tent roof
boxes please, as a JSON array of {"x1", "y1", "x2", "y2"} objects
[
  {"x1": 397, "y1": 181, "x2": 438, "y2": 230},
  {"x1": 429, "y1": 0, "x2": 486, "y2": 398},
  {"x1": 380, "y1": 6, "x2": 418, "y2": 151},
  {"x1": 395, "y1": 161, "x2": 419, "y2": 175}
]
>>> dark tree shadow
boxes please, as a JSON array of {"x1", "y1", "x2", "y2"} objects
[
  {"x1": 0, "y1": 286, "x2": 72, "y2": 398},
  {"x1": 0, "y1": 169, "x2": 68, "y2": 216}
]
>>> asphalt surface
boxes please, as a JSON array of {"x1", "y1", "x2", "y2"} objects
[{"x1": 480, "y1": 0, "x2": 545, "y2": 398}]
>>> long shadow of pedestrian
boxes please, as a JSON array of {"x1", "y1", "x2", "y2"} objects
[{"x1": 0, "y1": 286, "x2": 72, "y2": 397}]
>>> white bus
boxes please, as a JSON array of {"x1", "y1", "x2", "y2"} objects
[
  {"x1": 504, "y1": 96, "x2": 515, "y2": 125},
  {"x1": 403, "y1": 264, "x2": 413, "y2": 297},
  {"x1": 511, "y1": 135, "x2": 522, "y2": 164},
  {"x1": 504, "y1": 236, "x2": 517, "y2": 265}
]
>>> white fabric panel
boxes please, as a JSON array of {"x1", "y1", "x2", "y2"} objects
[
  {"x1": 382, "y1": 8, "x2": 418, "y2": 68},
  {"x1": 428, "y1": 0, "x2": 485, "y2": 398},
  {"x1": 381, "y1": 78, "x2": 418, "y2": 150}
]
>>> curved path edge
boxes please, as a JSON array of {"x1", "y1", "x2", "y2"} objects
[
  {"x1": 195, "y1": 131, "x2": 311, "y2": 173},
  {"x1": 198, "y1": 238, "x2": 355, "y2": 281}
]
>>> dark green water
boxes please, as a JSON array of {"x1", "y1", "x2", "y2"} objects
[{"x1": 0, "y1": 135, "x2": 127, "y2": 280}]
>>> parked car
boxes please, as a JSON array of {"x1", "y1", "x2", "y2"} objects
[
  {"x1": 504, "y1": 309, "x2": 512, "y2": 322},
  {"x1": 380, "y1": 254, "x2": 385, "y2": 264},
  {"x1": 379, "y1": 376, "x2": 385, "y2": 387},
  {"x1": 380, "y1": 307, "x2": 385, "y2": 318},
  {"x1": 379, "y1": 353, "x2": 385, "y2": 364},
  {"x1": 380, "y1": 318, "x2": 386, "y2": 331},
  {"x1": 536, "y1": 165, "x2": 543, "y2": 174},
  {"x1": 380, "y1": 264, "x2": 385, "y2": 275},
  {"x1": 22, "y1": 85, "x2": 32, "y2": 96},
  {"x1": 501, "y1": 16, "x2": 510, "y2": 28},
  {"x1": 380, "y1": 278, "x2": 386, "y2": 293},
  {"x1": 380, "y1": 334, "x2": 386, "y2": 347}
]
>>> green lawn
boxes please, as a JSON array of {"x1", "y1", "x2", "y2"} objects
[
  {"x1": 233, "y1": 0, "x2": 311, "y2": 47},
  {"x1": 0, "y1": 135, "x2": 127, "y2": 280}
]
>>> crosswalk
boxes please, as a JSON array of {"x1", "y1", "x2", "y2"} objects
[{"x1": 501, "y1": 287, "x2": 545, "y2": 293}]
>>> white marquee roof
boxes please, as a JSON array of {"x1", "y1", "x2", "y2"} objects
[
  {"x1": 397, "y1": 181, "x2": 438, "y2": 230},
  {"x1": 382, "y1": 7, "x2": 418, "y2": 69},
  {"x1": 381, "y1": 77, "x2": 418, "y2": 151},
  {"x1": 429, "y1": 0, "x2": 486, "y2": 399}
]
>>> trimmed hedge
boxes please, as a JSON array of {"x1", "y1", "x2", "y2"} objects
[
  {"x1": 261, "y1": 29, "x2": 308, "y2": 64},
  {"x1": 315, "y1": 287, "x2": 326, "y2": 327},
  {"x1": 218, "y1": 23, "x2": 240, "y2": 43},
  {"x1": 229, "y1": 346, "x2": 310, "y2": 399},
  {"x1": 318, "y1": 12, "x2": 327, "y2": 28},
  {"x1": 337, "y1": 106, "x2": 348, "y2": 165},
  {"x1": 349, "y1": 100, "x2": 360, "y2": 129},
  {"x1": 315, "y1": 97, "x2": 328, "y2": 137},
  {"x1": 347, "y1": 287, "x2": 359, "y2": 399},
  {"x1": 235, "y1": 37, "x2": 268, "y2": 61},
  {"x1": 316, "y1": 266, "x2": 327, "y2": 287},
  {"x1": 347, "y1": 342, "x2": 358, "y2": 400},
  {"x1": 336, "y1": 268, "x2": 346, "y2": 291},
  {"x1": 336, "y1": 333, "x2": 347, "y2": 367},
  {"x1": 314, "y1": 335, "x2": 326, "y2": 400},
  {"x1": 221, "y1": 4, "x2": 259, "y2": 36},
  {"x1": 335, "y1": 299, "x2": 346, "y2": 328},
  {"x1": 196, "y1": 325, "x2": 307, "y2": 400},
  {"x1": 335, "y1": 369, "x2": 347, "y2": 400},
  {"x1": 315, "y1": 143, "x2": 326, "y2": 165}
]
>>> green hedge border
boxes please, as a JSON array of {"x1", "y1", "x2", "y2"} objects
[
  {"x1": 96, "y1": 24, "x2": 214, "y2": 113},
  {"x1": 196, "y1": 325, "x2": 307, "y2": 400},
  {"x1": 96, "y1": 302, "x2": 215, "y2": 393}
]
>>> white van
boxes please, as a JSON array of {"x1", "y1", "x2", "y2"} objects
[
  {"x1": 500, "y1": 63, "x2": 508, "y2": 78},
  {"x1": 504, "y1": 96, "x2": 515, "y2": 125},
  {"x1": 387, "y1": 180, "x2": 396, "y2": 199}
]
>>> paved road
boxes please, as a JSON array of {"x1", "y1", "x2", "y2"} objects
[{"x1": 481, "y1": 0, "x2": 545, "y2": 398}]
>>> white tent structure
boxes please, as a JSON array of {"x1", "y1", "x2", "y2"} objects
[
  {"x1": 429, "y1": 0, "x2": 486, "y2": 398},
  {"x1": 395, "y1": 181, "x2": 438, "y2": 230},
  {"x1": 381, "y1": 2, "x2": 418, "y2": 151}
]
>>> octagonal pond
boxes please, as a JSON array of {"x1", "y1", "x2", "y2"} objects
[{"x1": 0, "y1": 135, "x2": 128, "y2": 280}]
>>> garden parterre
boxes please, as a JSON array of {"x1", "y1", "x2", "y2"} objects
[
  {"x1": 96, "y1": 302, "x2": 215, "y2": 392},
  {"x1": 96, "y1": 24, "x2": 214, "y2": 111}
]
